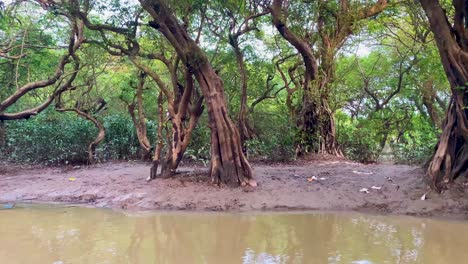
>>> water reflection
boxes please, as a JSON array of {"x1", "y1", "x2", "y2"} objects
[{"x1": 0, "y1": 206, "x2": 467, "y2": 264}]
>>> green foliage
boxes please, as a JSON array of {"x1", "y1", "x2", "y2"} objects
[
  {"x1": 100, "y1": 114, "x2": 140, "y2": 160},
  {"x1": 247, "y1": 108, "x2": 296, "y2": 161},
  {"x1": 0, "y1": 0, "x2": 453, "y2": 168},
  {"x1": 390, "y1": 116, "x2": 439, "y2": 165},
  {"x1": 336, "y1": 112, "x2": 381, "y2": 163},
  {"x1": 1, "y1": 111, "x2": 157, "y2": 164},
  {"x1": 3, "y1": 110, "x2": 97, "y2": 164},
  {"x1": 186, "y1": 115, "x2": 211, "y2": 162}
]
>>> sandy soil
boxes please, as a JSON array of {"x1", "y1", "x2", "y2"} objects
[{"x1": 1, "y1": 159, "x2": 467, "y2": 219}]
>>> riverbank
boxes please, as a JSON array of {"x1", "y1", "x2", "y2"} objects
[{"x1": 1, "y1": 160, "x2": 467, "y2": 219}]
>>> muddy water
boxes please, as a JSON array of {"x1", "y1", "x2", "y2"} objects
[{"x1": 1, "y1": 206, "x2": 468, "y2": 264}]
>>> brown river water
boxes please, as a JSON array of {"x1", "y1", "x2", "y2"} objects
[{"x1": 1, "y1": 205, "x2": 467, "y2": 264}]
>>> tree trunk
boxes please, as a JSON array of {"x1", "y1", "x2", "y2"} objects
[
  {"x1": 270, "y1": 0, "x2": 341, "y2": 157},
  {"x1": 77, "y1": 110, "x2": 105, "y2": 164},
  {"x1": 197, "y1": 64, "x2": 254, "y2": 186},
  {"x1": 230, "y1": 36, "x2": 255, "y2": 153},
  {"x1": 427, "y1": 101, "x2": 468, "y2": 188},
  {"x1": 420, "y1": 79, "x2": 443, "y2": 129},
  {"x1": 420, "y1": 0, "x2": 468, "y2": 190},
  {"x1": 150, "y1": 93, "x2": 164, "y2": 180},
  {"x1": 144, "y1": 66, "x2": 204, "y2": 179},
  {"x1": 140, "y1": 0, "x2": 255, "y2": 186},
  {"x1": 128, "y1": 73, "x2": 152, "y2": 160},
  {"x1": 297, "y1": 87, "x2": 341, "y2": 156},
  {"x1": 0, "y1": 122, "x2": 6, "y2": 151}
]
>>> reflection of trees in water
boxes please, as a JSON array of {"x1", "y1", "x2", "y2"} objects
[{"x1": 2, "y1": 208, "x2": 468, "y2": 263}]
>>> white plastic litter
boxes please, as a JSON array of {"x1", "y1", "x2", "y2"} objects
[
  {"x1": 420, "y1": 193, "x2": 427, "y2": 201},
  {"x1": 359, "y1": 188, "x2": 370, "y2": 194}
]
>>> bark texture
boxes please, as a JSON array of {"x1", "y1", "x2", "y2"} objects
[
  {"x1": 150, "y1": 93, "x2": 164, "y2": 180},
  {"x1": 127, "y1": 72, "x2": 152, "y2": 160},
  {"x1": 139, "y1": 0, "x2": 255, "y2": 186},
  {"x1": 420, "y1": 0, "x2": 468, "y2": 190},
  {"x1": 131, "y1": 54, "x2": 204, "y2": 179},
  {"x1": 231, "y1": 37, "x2": 255, "y2": 152}
]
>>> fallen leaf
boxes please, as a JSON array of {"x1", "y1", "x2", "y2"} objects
[{"x1": 69, "y1": 177, "x2": 76, "y2": 182}]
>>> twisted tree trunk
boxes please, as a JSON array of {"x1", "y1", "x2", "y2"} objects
[
  {"x1": 421, "y1": 80, "x2": 443, "y2": 129},
  {"x1": 159, "y1": 73, "x2": 203, "y2": 178},
  {"x1": 139, "y1": 0, "x2": 255, "y2": 186},
  {"x1": 298, "y1": 87, "x2": 341, "y2": 156},
  {"x1": 128, "y1": 73, "x2": 152, "y2": 160},
  {"x1": 270, "y1": 0, "x2": 341, "y2": 156},
  {"x1": 230, "y1": 37, "x2": 255, "y2": 153},
  {"x1": 270, "y1": 0, "x2": 386, "y2": 157},
  {"x1": 150, "y1": 93, "x2": 164, "y2": 180},
  {"x1": 420, "y1": 0, "x2": 468, "y2": 190}
]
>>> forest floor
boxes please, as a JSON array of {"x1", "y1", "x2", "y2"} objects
[{"x1": 1, "y1": 158, "x2": 467, "y2": 219}]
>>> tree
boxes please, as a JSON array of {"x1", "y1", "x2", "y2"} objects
[
  {"x1": 52, "y1": 0, "x2": 204, "y2": 178},
  {"x1": 123, "y1": 71, "x2": 153, "y2": 160},
  {"x1": 269, "y1": 0, "x2": 388, "y2": 156},
  {"x1": 139, "y1": 0, "x2": 256, "y2": 186},
  {"x1": 205, "y1": 0, "x2": 268, "y2": 152},
  {"x1": 0, "y1": 1, "x2": 84, "y2": 121},
  {"x1": 419, "y1": 0, "x2": 468, "y2": 189}
]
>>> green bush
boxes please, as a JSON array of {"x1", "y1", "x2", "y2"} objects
[
  {"x1": 186, "y1": 114, "x2": 211, "y2": 162},
  {"x1": 100, "y1": 114, "x2": 139, "y2": 160},
  {"x1": 336, "y1": 111, "x2": 439, "y2": 164},
  {"x1": 3, "y1": 110, "x2": 96, "y2": 164},
  {"x1": 1, "y1": 110, "x2": 157, "y2": 164},
  {"x1": 337, "y1": 126, "x2": 381, "y2": 163},
  {"x1": 247, "y1": 109, "x2": 296, "y2": 161},
  {"x1": 336, "y1": 112, "x2": 382, "y2": 163},
  {"x1": 390, "y1": 119, "x2": 439, "y2": 165}
]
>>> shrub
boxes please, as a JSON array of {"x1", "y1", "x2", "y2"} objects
[
  {"x1": 1, "y1": 110, "x2": 156, "y2": 164},
  {"x1": 3, "y1": 110, "x2": 96, "y2": 164}
]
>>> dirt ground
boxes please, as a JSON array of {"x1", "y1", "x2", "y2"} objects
[{"x1": 1, "y1": 159, "x2": 467, "y2": 219}]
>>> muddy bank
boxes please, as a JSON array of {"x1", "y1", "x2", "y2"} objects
[{"x1": 1, "y1": 160, "x2": 467, "y2": 219}]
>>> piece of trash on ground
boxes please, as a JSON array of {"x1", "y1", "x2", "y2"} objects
[
  {"x1": 420, "y1": 193, "x2": 427, "y2": 201},
  {"x1": 1, "y1": 203, "x2": 15, "y2": 209},
  {"x1": 319, "y1": 177, "x2": 326, "y2": 180},
  {"x1": 371, "y1": 186, "x2": 382, "y2": 190},
  {"x1": 69, "y1": 177, "x2": 77, "y2": 182},
  {"x1": 359, "y1": 188, "x2": 369, "y2": 194},
  {"x1": 307, "y1": 176, "x2": 318, "y2": 182},
  {"x1": 352, "y1": 170, "x2": 373, "y2": 175}
]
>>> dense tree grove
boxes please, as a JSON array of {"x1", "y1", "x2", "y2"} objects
[{"x1": 0, "y1": 0, "x2": 466, "y2": 189}]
